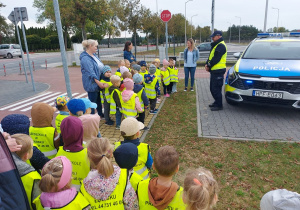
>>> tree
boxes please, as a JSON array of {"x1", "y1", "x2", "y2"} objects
[
  {"x1": 140, "y1": 8, "x2": 154, "y2": 50},
  {"x1": 273, "y1": 27, "x2": 288, "y2": 33},
  {"x1": 0, "y1": 3, "x2": 11, "y2": 43},
  {"x1": 105, "y1": 0, "x2": 121, "y2": 48}
]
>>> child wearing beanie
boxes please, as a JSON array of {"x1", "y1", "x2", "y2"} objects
[
  {"x1": 139, "y1": 60, "x2": 148, "y2": 81},
  {"x1": 161, "y1": 59, "x2": 171, "y2": 97},
  {"x1": 54, "y1": 95, "x2": 70, "y2": 134},
  {"x1": 133, "y1": 73, "x2": 149, "y2": 130},
  {"x1": 144, "y1": 64, "x2": 160, "y2": 114},
  {"x1": 132, "y1": 64, "x2": 141, "y2": 75},
  {"x1": 67, "y1": 99, "x2": 86, "y2": 117},
  {"x1": 99, "y1": 65, "x2": 114, "y2": 125},
  {"x1": 120, "y1": 78, "x2": 143, "y2": 118}
]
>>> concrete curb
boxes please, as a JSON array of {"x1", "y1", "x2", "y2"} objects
[
  {"x1": 140, "y1": 97, "x2": 167, "y2": 143},
  {"x1": 201, "y1": 135, "x2": 299, "y2": 143}
]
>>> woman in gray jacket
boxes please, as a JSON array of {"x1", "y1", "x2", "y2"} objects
[{"x1": 184, "y1": 38, "x2": 199, "y2": 91}]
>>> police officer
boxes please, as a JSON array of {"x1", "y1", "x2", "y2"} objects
[{"x1": 205, "y1": 31, "x2": 227, "y2": 111}]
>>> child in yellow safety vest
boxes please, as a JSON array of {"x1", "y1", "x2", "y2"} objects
[
  {"x1": 160, "y1": 59, "x2": 171, "y2": 97},
  {"x1": 99, "y1": 65, "x2": 113, "y2": 125},
  {"x1": 124, "y1": 59, "x2": 132, "y2": 72},
  {"x1": 33, "y1": 156, "x2": 90, "y2": 209},
  {"x1": 137, "y1": 145, "x2": 186, "y2": 210},
  {"x1": 115, "y1": 59, "x2": 125, "y2": 78},
  {"x1": 113, "y1": 141, "x2": 143, "y2": 191},
  {"x1": 168, "y1": 58, "x2": 179, "y2": 93},
  {"x1": 54, "y1": 95, "x2": 70, "y2": 134},
  {"x1": 11, "y1": 134, "x2": 41, "y2": 210},
  {"x1": 144, "y1": 64, "x2": 160, "y2": 114},
  {"x1": 133, "y1": 73, "x2": 149, "y2": 130},
  {"x1": 29, "y1": 102, "x2": 60, "y2": 159},
  {"x1": 81, "y1": 138, "x2": 138, "y2": 210},
  {"x1": 121, "y1": 78, "x2": 143, "y2": 118},
  {"x1": 67, "y1": 98, "x2": 86, "y2": 117},
  {"x1": 116, "y1": 117, "x2": 153, "y2": 180},
  {"x1": 183, "y1": 167, "x2": 219, "y2": 210},
  {"x1": 56, "y1": 116, "x2": 90, "y2": 191},
  {"x1": 153, "y1": 58, "x2": 162, "y2": 103},
  {"x1": 139, "y1": 60, "x2": 148, "y2": 81},
  {"x1": 109, "y1": 75, "x2": 122, "y2": 129}
]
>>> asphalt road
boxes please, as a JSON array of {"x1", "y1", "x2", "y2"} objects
[{"x1": 0, "y1": 43, "x2": 246, "y2": 76}]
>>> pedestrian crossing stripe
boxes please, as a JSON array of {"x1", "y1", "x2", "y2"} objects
[{"x1": 0, "y1": 92, "x2": 88, "y2": 112}]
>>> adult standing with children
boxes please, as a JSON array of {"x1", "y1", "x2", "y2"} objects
[
  {"x1": 123, "y1": 41, "x2": 136, "y2": 63},
  {"x1": 80, "y1": 39, "x2": 104, "y2": 118},
  {"x1": 184, "y1": 38, "x2": 199, "y2": 92}
]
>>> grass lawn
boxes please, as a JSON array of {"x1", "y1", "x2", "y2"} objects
[{"x1": 145, "y1": 80, "x2": 300, "y2": 209}]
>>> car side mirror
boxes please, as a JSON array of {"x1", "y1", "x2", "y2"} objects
[{"x1": 233, "y1": 52, "x2": 241, "y2": 59}]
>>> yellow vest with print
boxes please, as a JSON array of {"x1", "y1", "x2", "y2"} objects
[
  {"x1": 100, "y1": 80, "x2": 113, "y2": 103},
  {"x1": 115, "y1": 142, "x2": 150, "y2": 180},
  {"x1": 33, "y1": 192, "x2": 90, "y2": 210},
  {"x1": 110, "y1": 89, "x2": 122, "y2": 115},
  {"x1": 160, "y1": 69, "x2": 170, "y2": 85},
  {"x1": 129, "y1": 171, "x2": 143, "y2": 191},
  {"x1": 56, "y1": 147, "x2": 90, "y2": 191},
  {"x1": 139, "y1": 70, "x2": 148, "y2": 82},
  {"x1": 155, "y1": 68, "x2": 162, "y2": 85},
  {"x1": 208, "y1": 40, "x2": 227, "y2": 70},
  {"x1": 137, "y1": 179, "x2": 186, "y2": 210},
  {"x1": 21, "y1": 171, "x2": 41, "y2": 210},
  {"x1": 29, "y1": 126, "x2": 57, "y2": 159},
  {"x1": 136, "y1": 87, "x2": 145, "y2": 111},
  {"x1": 168, "y1": 66, "x2": 179, "y2": 83},
  {"x1": 120, "y1": 93, "x2": 138, "y2": 118},
  {"x1": 80, "y1": 168, "x2": 128, "y2": 210},
  {"x1": 55, "y1": 114, "x2": 69, "y2": 134},
  {"x1": 145, "y1": 76, "x2": 158, "y2": 99}
]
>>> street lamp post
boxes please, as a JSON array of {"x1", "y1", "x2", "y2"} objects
[
  {"x1": 235, "y1": 16, "x2": 241, "y2": 43},
  {"x1": 263, "y1": 0, "x2": 269, "y2": 32},
  {"x1": 185, "y1": 0, "x2": 193, "y2": 44},
  {"x1": 191, "y1": 14, "x2": 198, "y2": 39},
  {"x1": 227, "y1": 22, "x2": 231, "y2": 43},
  {"x1": 272, "y1": 7, "x2": 279, "y2": 32}
]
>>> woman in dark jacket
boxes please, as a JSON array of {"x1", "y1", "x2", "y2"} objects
[
  {"x1": 80, "y1": 39, "x2": 104, "y2": 117},
  {"x1": 123, "y1": 41, "x2": 136, "y2": 63}
]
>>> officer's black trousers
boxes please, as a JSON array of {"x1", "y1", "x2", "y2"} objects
[{"x1": 210, "y1": 72, "x2": 225, "y2": 107}]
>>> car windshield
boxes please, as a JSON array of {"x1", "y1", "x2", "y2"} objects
[
  {"x1": 243, "y1": 40, "x2": 300, "y2": 60},
  {"x1": 13, "y1": 44, "x2": 21, "y2": 49}
]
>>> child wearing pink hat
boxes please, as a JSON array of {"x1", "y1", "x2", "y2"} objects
[{"x1": 33, "y1": 156, "x2": 90, "y2": 209}]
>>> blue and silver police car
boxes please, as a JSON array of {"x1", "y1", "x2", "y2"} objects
[{"x1": 225, "y1": 32, "x2": 300, "y2": 108}]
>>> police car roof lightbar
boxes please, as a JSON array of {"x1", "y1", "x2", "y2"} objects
[{"x1": 257, "y1": 32, "x2": 300, "y2": 38}]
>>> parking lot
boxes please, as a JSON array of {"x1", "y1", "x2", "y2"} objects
[{"x1": 196, "y1": 78, "x2": 300, "y2": 142}]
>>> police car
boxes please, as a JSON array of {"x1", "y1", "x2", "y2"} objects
[{"x1": 224, "y1": 32, "x2": 300, "y2": 108}]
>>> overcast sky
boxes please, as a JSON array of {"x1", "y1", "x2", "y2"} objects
[{"x1": 1, "y1": 0, "x2": 299, "y2": 36}]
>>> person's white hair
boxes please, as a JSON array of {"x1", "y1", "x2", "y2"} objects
[{"x1": 82, "y1": 39, "x2": 98, "y2": 50}]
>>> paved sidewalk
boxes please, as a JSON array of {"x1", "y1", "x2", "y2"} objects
[{"x1": 196, "y1": 78, "x2": 300, "y2": 142}]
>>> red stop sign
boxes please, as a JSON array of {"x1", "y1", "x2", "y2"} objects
[{"x1": 160, "y1": 10, "x2": 172, "y2": 22}]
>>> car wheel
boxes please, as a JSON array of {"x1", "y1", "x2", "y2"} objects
[
  {"x1": 226, "y1": 97, "x2": 239, "y2": 106},
  {"x1": 7, "y1": 53, "x2": 13, "y2": 59}
]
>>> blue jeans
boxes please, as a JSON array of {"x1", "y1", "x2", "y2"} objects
[
  {"x1": 116, "y1": 108, "x2": 122, "y2": 127},
  {"x1": 88, "y1": 91, "x2": 103, "y2": 117},
  {"x1": 184, "y1": 66, "x2": 196, "y2": 88}
]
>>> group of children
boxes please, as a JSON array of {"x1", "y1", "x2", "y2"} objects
[
  {"x1": 1, "y1": 93, "x2": 220, "y2": 210},
  {"x1": 97, "y1": 58, "x2": 179, "y2": 129}
]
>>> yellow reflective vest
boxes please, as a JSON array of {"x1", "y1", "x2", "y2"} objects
[
  {"x1": 55, "y1": 114, "x2": 69, "y2": 134},
  {"x1": 120, "y1": 93, "x2": 138, "y2": 118},
  {"x1": 29, "y1": 126, "x2": 57, "y2": 159},
  {"x1": 100, "y1": 80, "x2": 113, "y2": 103},
  {"x1": 160, "y1": 69, "x2": 170, "y2": 86},
  {"x1": 115, "y1": 142, "x2": 150, "y2": 180},
  {"x1": 155, "y1": 68, "x2": 162, "y2": 85},
  {"x1": 208, "y1": 40, "x2": 227, "y2": 70},
  {"x1": 80, "y1": 168, "x2": 128, "y2": 210},
  {"x1": 115, "y1": 69, "x2": 121, "y2": 77},
  {"x1": 129, "y1": 171, "x2": 143, "y2": 191},
  {"x1": 168, "y1": 66, "x2": 179, "y2": 83},
  {"x1": 110, "y1": 89, "x2": 122, "y2": 115},
  {"x1": 145, "y1": 76, "x2": 158, "y2": 99},
  {"x1": 139, "y1": 70, "x2": 148, "y2": 82},
  {"x1": 136, "y1": 88, "x2": 145, "y2": 111},
  {"x1": 56, "y1": 147, "x2": 90, "y2": 191},
  {"x1": 33, "y1": 192, "x2": 90, "y2": 210},
  {"x1": 21, "y1": 171, "x2": 41, "y2": 210},
  {"x1": 137, "y1": 179, "x2": 186, "y2": 210}
]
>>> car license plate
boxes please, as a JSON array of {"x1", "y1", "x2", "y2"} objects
[{"x1": 253, "y1": 90, "x2": 283, "y2": 99}]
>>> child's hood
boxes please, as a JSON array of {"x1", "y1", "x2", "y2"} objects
[
  {"x1": 83, "y1": 166, "x2": 121, "y2": 200},
  {"x1": 40, "y1": 187, "x2": 77, "y2": 208},
  {"x1": 122, "y1": 90, "x2": 134, "y2": 102},
  {"x1": 79, "y1": 114, "x2": 100, "y2": 142},
  {"x1": 12, "y1": 153, "x2": 35, "y2": 177},
  {"x1": 31, "y1": 102, "x2": 54, "y2": 127},
  {"x1": 133, "y1": 84, "x2": 144, "y2": 93},
  {"x1": 61, "y1": 116, "x2": 83, "y2": 152}
]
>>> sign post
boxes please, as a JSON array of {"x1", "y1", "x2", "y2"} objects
[
  {"x1": 160, "y1": 10, "x2": 172, "y2": 60},
  {"x1": 8, "y1": 11, "x2": 28, "y2": 83}
]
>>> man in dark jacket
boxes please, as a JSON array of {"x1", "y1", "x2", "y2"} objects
[{"x1": 205, "y1": 31, "x2": 227, "y2": 111}]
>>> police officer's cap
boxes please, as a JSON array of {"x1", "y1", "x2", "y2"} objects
[{"x1": 210, "y1": 31, "x2": 223, "y2": 37}]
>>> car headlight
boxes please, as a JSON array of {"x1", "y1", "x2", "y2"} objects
[{"x1": 226, "y1": 67, "x2": 238, "y2": 85}]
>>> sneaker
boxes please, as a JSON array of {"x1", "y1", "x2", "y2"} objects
[
  {"x1": 115, "y1": 126, "x2": 120, "y2": 130},
  {"x1": 165, "y1": 93, "x2": 170, "y2": 97},
  {"x1": 149, "y1": 110, "x2": 158, "y2": 114},
  {"x1": 190, "y1": 87, "x2": 194, "y2": 91},
  {"x1": 210, "y1": 106, "x2": 223, "y2": 111},
  {"x1": 141, "y1": 126, "x2": 149, "y2": 131},
  {"x1": 184, "y1": 87, "x2": 187, "y2": 91},
  {"x1": 105, "y1": 121, "x2": 114, "y2": 126},
  {"x1": 154, "y1": 108, "x2": 159, "y2": 112}
]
